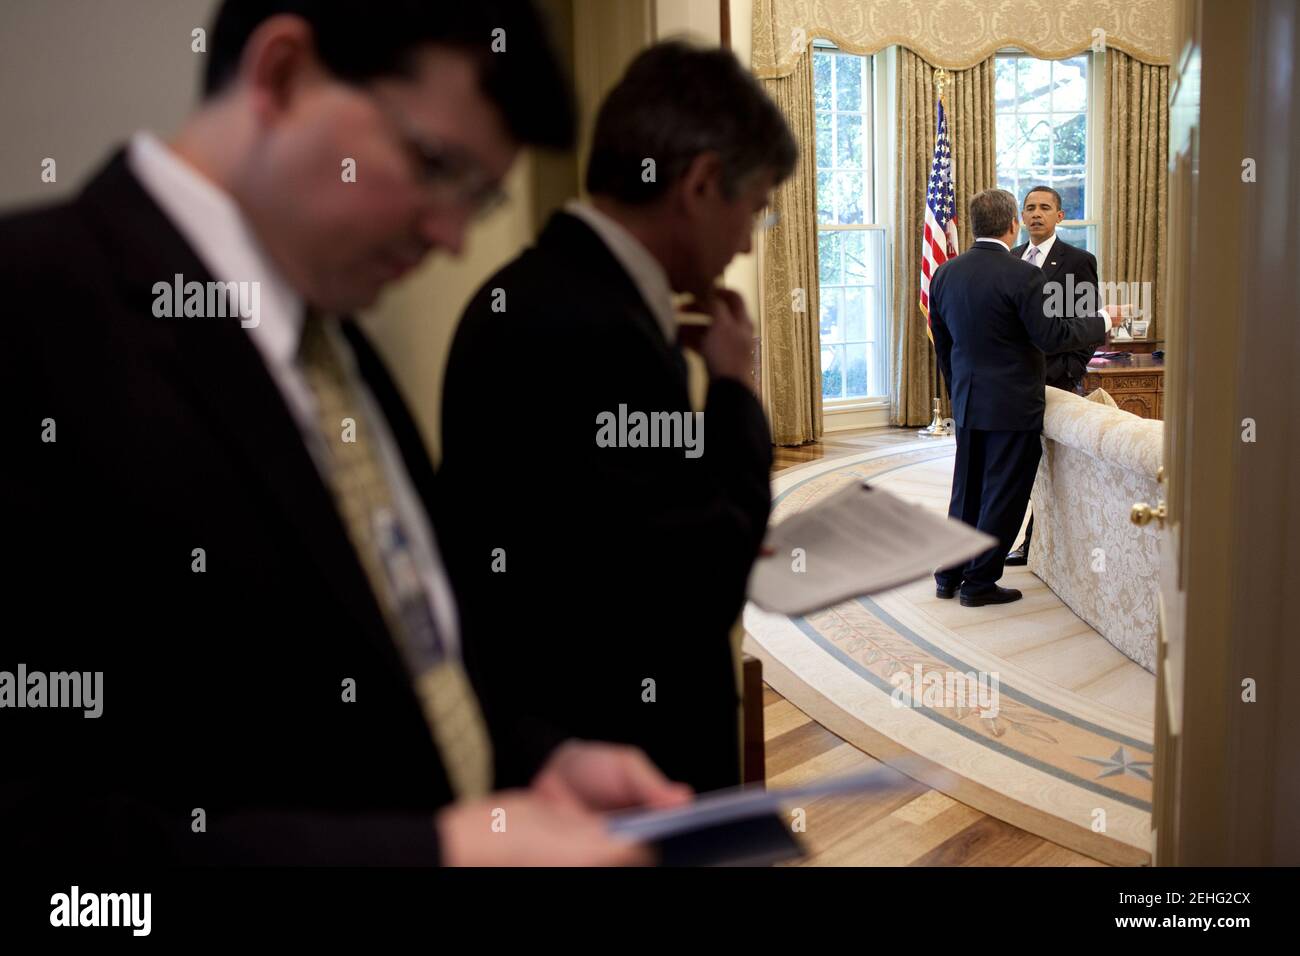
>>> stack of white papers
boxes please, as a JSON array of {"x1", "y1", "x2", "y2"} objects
[{"x1": 748, "y1": 482, "x2": 997, "y2": 616}]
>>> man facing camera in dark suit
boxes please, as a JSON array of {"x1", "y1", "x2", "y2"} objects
[
  {"x1": 439, "y1": 41, "x2": 796, "y2": 794},
  {"x1": 2, "y1": 0, "x2": 688, "y2": 868},
  {"x1": 1005, "y1": 184, "x2": 1101, "y2": 566},
  {"x1": 929, "y1": 189, "x2": 1122, "y2": 606}
]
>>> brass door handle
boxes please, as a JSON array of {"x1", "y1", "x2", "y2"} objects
[{"x1": 1131, "y1": 501, "x2": 1167, "y2": 527}]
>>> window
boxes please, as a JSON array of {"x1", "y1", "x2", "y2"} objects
[
  {"x1": 995, "y1": 53, "x2": 1098, "y2": 254},
  {"x1": 813, "y1": 46, "x2": 889, "y2": 404}
]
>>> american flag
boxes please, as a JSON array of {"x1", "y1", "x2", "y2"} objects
[{"x1": 919, "y1": 97, "x2": 960, "y2": 340}]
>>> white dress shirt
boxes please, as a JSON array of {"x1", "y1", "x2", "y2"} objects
[
  {"x1": 564, "y1": 199, "x2": 677, "y2": 343},
  {"x1": 127, "y1": 131, "x2": 462, "y2": 653}
]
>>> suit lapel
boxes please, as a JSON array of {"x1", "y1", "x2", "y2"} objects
[{"x1": 75, "y1": 152, "x2": 410, "y2": 680}]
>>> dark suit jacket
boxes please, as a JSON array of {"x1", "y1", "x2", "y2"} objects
[
  {"x1": 929, "y1": 240, "x2": 1106, "y2": 432},
  {"x1": 439, "y1": 212, "x2": 772, "y2": 794},
  {"x1": 1, "y1": 152, "x2": 455, "y2": 865},
  {"x1": 1009, "y1": 236, "x2": 1101, "y2": 388}
]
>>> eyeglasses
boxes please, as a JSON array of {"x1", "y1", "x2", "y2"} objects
[{"x1": 367, "y1": 92, "x2": 508, "y2": 220}]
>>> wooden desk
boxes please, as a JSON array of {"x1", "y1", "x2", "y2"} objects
[{"x1": 1081, "y1": 353, "x2": 1165, "y2": 419}]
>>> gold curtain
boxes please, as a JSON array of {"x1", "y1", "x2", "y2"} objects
[
  {"x1": 761, "y1": 53, "x2": 823, "y2": 446},
  {"x1": 1104, "y1": 50, "x2": 1170, "y2": 339},
  {"x1": 891, "y1": 49, "x2": 997, "y2": 426}
]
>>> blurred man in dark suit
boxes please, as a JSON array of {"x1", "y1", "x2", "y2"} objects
[
  {"x1": 1005, "y1": 184, "x2": 1102, "y2": 565},
  {"x1": 439, "y1": 42, "x2": 796, "y2": 794},
  {"x1": 1, "y1": 0, "x2": 688, "y2": 867},
  {"x1": 929, "y1": 189, "x2": 1122, "y2": 606}
]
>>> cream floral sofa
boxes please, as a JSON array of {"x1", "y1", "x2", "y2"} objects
[{"x1": 1029, "y1": 388, "x2": 1163, "y2": 673}]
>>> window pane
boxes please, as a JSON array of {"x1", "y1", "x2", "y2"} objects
[
  {"x1": 869, "y1": 343, "x2": 886, "y2": 397},
  {"x1": 817, "y1": 229, "x2": 842, "y2": 284},
  {"x1": 837, "y1": 113, "x2": 864, "y2": 167},
  {"x1": 1052, "y1": 168, "x2": 1086, "y2": 220},
  {"x1": 1053, "y1": 56, "x2": 1088, "y2": 112},
  {"x1": 1056, "y1": 224, "x2": 1093, "y2": 253},
  {"x1": 1053, "y1": 112, "x2": 1087, "y2": 166},
  {"x1": 860, "y1": 285, "x2": 879, "y2": 342},
  {"x1": 835, "y1": 55, "x2": 862, "y2": 111},
  {"x1": 813, "y1": 53, "x2": 832, "y2": 111},
  {"x1": 998, "y1": 170, "x2": 1020, "y2": 199},
  {"x1": 843, "y1": 285, "x2": 867, "y2": 341},
  {"x1": 1016, "y1": 57, "x2": 1052, "y2": 110},
  {"x1": 821, "y1": 344, "x2": 844, "y2": 399},
  {"x1": 995, "y1": 114, "x2": 1020, "y2": 170},
  {"x1": 1020, "y1": 115, "x2": 1053, "y2": 166},
  {"x1": 995, "y1": 57, "x2": 1017, "y2": 108},
  {"x1": 842, "y1": 230, "x2": 869, "y2": 282},
  {"x1": 819, "y1": 286, "x2": 844, "y2": 343},
  {"x1": 815, "y1": 111, "x2": 832, "y2": 168},
  {"x1": 845, "y1": 344, "x2": 869, "y2": 398},
  {"x1": 833, "y1": 170, "x2": 865, "y2": 223},
  {"x1": 997, "y1": 54, "x2": 1092, "y2": 228},
  {"x1": 816, "y1": 169, "x2": 833, "y2": 224}
]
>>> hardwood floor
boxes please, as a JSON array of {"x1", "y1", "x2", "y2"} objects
[{"x1": 762, "y1": 426, "x2": 1107, "y2": 866}]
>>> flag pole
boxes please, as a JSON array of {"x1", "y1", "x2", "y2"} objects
[{"x1": 918, "y1": 67, "x2": 953, "y2": 438}]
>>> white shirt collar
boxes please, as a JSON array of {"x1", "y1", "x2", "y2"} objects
[
  {"x1": 975, "y1": 237, "x2": 1010, "y2": 252},
  {"x1": 564, "y1": 200, "x2": 676, "y2": 343},
  {"x1": 1023, "y1": 231, "x2": 1057, "y2": 264},
  {"x1": 126, "y1": 131, "x2": 303, "y2": 368}
]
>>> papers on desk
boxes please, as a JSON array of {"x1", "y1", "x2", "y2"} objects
[{"x1": 748, "y1": 481, "x2": 998, "y2": 617}]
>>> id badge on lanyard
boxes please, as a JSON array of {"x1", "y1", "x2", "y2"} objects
[{"x1": 372, "y1": 506, "x2": 447, "y2": 669}]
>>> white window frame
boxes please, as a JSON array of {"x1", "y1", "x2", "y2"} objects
[
  {"x1": 812, "y1": 41, "x2": 895, "y2": 422},
  {"x1": 995, "y1": 48, "x2": 1103, "y2": 262}
]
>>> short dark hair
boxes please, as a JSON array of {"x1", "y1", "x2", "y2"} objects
[
  {"x1": 585, "y1": 40, "x2": 797, "y2": 204},
  {"x1": 970, "y1": 188, "x2": 1019, "y2": 238},
  {"x1": 204, "y1": 0, "x2": 574, "y2": 149},
  {"x1": 1022, "y1": 184, "x2": 1063, "y2": 210}
]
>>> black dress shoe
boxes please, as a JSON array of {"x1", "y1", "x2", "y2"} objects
[
  {"x1": 936, "y1": 584, "x2": 958, "y2": 599},
  {"x1": 960, "y1": 586, "x2": 1023, "y2": 607},
  {"x1": 1004, "y1": 545, "x2": 1029, "y2": 566}
]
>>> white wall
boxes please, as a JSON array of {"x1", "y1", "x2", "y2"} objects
[{"x1": 0, "y1": 0, "x2": 217, "y2": 209}]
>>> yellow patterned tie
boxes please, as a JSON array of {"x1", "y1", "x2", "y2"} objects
[{"x1": 297, "y1": 311, "x2": 491, "y2": 799}]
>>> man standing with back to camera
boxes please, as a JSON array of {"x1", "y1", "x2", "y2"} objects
[{"x1": 928, "y1": 188, "x2": 1123, "y2": 607}]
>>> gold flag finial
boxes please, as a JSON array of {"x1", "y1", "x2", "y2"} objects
[{"x1": 934, "y1": 67, "x2": 948, "y2": 101}]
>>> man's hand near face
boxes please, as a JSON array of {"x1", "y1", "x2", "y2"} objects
[{"x1": 681, "y1": 287, "x2": 757, "y2": 388}]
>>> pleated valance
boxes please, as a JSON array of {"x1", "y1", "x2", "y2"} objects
[{"x1": 751, "y1": 0, "x2": 1174, "y2": 78}]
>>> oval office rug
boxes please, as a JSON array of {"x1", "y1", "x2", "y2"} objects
[{"x1": 743, "y1": 438, "x2": 1155, "y2": 866}]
